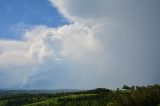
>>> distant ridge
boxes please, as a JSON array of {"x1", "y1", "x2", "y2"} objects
[{"x1": 0, "y1": 89, "x2": 82, "y2": 96}]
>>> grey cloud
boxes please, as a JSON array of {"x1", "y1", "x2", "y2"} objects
[{"x1": 49, "y1": 0, "x2": 160, "y2": 89}]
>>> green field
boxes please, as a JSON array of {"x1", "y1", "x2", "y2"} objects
[{"x1": 0, "y1": 84, "x2": 160, "y2": 106}]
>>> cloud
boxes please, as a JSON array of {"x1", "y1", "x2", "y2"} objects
[
  {"x1": 0, "y1": 0, "x2": 160, "y2": 89},
  {"x1": 48, "y1": 0, "x2": 160, "y2": 88},
  {"x1": 0, "y1": 39, "x2": 37, "y2": 88},
  {"x1": 27, "y1": 24, "x2": 100, "y2": 62},
  {"x1": 0, "y1": 22, "x2": 100, "y2": 88}
]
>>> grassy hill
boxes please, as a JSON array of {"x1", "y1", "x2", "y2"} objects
[{"x1": 0, "y1": 84, "x2": 160, "y2": 106}]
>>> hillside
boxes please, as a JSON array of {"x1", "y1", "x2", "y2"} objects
[{"x1": 0, "y1": 84, "x2": 160, "y2": 106}]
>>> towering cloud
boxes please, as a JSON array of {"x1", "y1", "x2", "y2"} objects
[{"x1": 0, "y1": 0, "x2": 159, "y2": 89}]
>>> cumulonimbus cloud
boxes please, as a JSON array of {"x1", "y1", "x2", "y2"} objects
[{"x1": 0, "y1": 0, "x2": 159, "y2": 89}]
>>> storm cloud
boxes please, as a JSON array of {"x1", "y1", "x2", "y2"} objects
[{"x1": 0, "y1": 0, "x2": 159, "y2": 89}]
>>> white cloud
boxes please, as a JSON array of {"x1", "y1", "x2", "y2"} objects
[
  {"x1": 25, "y1": 24, "x2": 100, "y2": 62},
  {"x1": 0, "y1": 22, "x2": 100, "y2": 88},
  {"x1": 0, "y1": 40, "x2": 30, "y2": 66}
]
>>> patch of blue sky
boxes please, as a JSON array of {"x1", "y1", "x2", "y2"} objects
[{"x1": 0, "y1": 0, "x2": 70, "y2": 40}]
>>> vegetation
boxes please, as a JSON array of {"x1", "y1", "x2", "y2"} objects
[{"x1": 0, "y1": 84, "x2": 160, "y2": 106}]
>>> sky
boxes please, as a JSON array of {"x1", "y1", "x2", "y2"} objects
[
  {"x1": 0, "y1": 0, "x2": 160, "y2": 89},
  {"x1": 0, "y1": 0, "x2": 69, "y2": 40}
]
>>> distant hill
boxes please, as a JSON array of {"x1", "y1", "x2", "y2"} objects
[{"x1": 0, "y1": 89, "x2": 81, "y2": 96}]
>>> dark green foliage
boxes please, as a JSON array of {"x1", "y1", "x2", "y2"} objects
[
  {"x1": 0, "y1": 93, "x2": 71, "y2": 106},
  {"x1": 122, "y1": 85, "x2": 130, "y2": 90},
  {"x1": 0, "y1": 84, "x2": 160, "y2": 106}
]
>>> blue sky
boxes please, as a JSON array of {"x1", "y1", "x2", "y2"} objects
[
  {"x1": 0, "y1": 0, "x2": 69, "y2": 40},
  {"x1": 0, "y1": 0, "x2": 159, "y2": 89}
]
